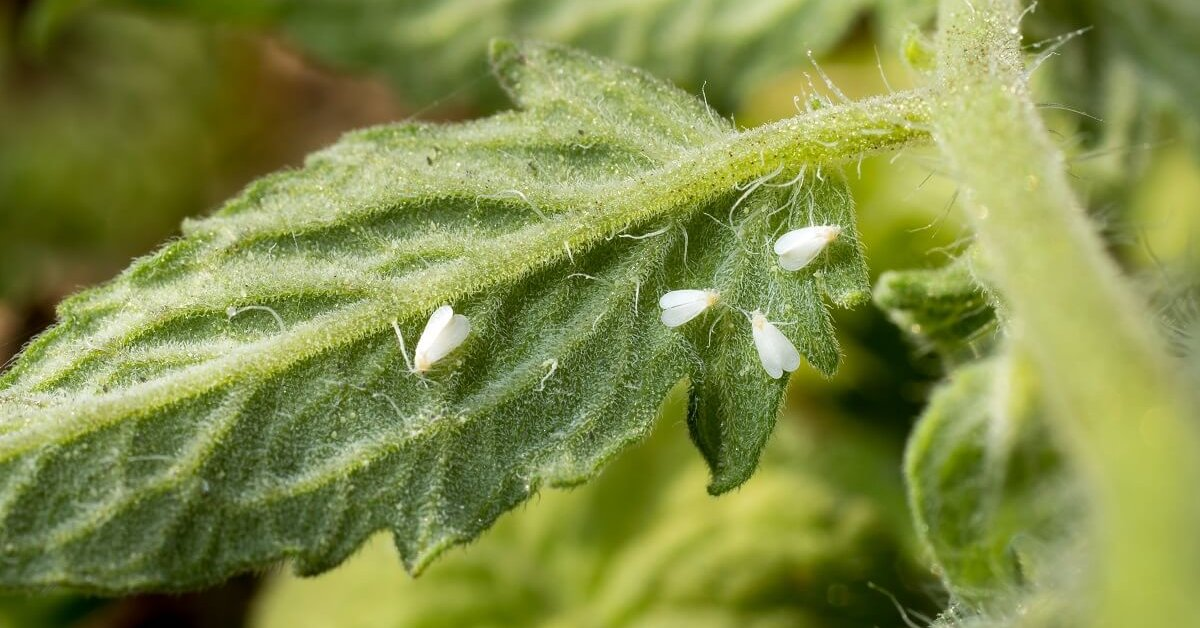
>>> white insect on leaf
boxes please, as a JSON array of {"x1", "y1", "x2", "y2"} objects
[
  {"x1": 773, "y1": 225, "x2": 841, "y2": 271},
  {"x1": 413, "y1": 305, "x2": 472, "y2": 372},
  {"x1": 398, "y1": 304, "x2": 471, "y2": 373},
  {"x1": 750, "y1": 311, "x2": 801, "y2": 379},
  {"x1": 659, "y1": 289, "x2": 720, "y2": 328}
]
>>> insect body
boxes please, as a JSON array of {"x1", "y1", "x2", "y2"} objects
[
  {"x1": 393, "y1": 305, "x2": 471, "y2": 375},
  {"x1": 750, "y1": 311, "x2": 800, "y2": 379},
  {"x1": 414, "y1": 305, "x2": 471, "y2": 372},
  {"x1": 773, "y1": 225, "x2": 841, "y2": 271},
  {"x1": 658, "y1": 289, "x2": 720, "y2": 328}
]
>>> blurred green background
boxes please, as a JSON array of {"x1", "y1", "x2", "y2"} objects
[{"x1": 1, "y1": 1, "x2": 1196, "y2": 626}]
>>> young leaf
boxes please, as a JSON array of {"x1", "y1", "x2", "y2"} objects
[
  {"x1": 685, "y1": 175, "x2": 869, "y2": 493},
  {"x1": 905, "y1": 353, "x2": 1080, "y2": 616},
  {"x1": 873, "y1": 252, "x2": 998, "y2": 365},
  {"x1": 0, "y1": 39, "x2": 926, "y2": 591}
]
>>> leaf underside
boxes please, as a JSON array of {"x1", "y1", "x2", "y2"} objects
[
  {"x1": 0, "y1": 40, "x2": 868, "y2": 591},
  {"x1": 873, "y1": 253, "x2": 998, "y2": 365}
]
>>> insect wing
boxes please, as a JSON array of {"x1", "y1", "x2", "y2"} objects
[
  {"x1": 415, "y1": 305, "x2": 455, "y2": 358},
  {"x1": 423, "y1": 313, "x2": 471, "y2": 366},
  {"x1": 752, "y1": 318, "x2": 801, "y2": 379}
]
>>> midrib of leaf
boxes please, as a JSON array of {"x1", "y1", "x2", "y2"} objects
[{"x1": 0, "y1": 90, "x2": 929, "y2": 459}]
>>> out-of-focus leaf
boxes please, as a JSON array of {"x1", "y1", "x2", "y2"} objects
[
  {"x1": 1031, "y1": 0, "x2": 1200, "y2": 144},
  {"x1": 1126, "y1": 146, "x2": 1200, "y2": 360},
  {"x1": 0, "y1": 39, "x2": 925, "y2": 592},
  {"x1": 873, "y1": 253, "x2": 998, "y2": 365},
  {"x1": 1184, "y1": 321, "x2": 1200, "y2": 393},
  {"x1": 904, "y1": 353, "x2": 1081, "y2": 618},
  {"x1": 1148, "y1": 265, "x2": 1200, "y2": 359},
  {"x1": 251, "y1": 393, "x2": 937, "y2": 628},
  {"x1": 118, "y1": 0, "x2": 938, "y2": 113},
  {"x1": 0, "y1": 8, "x2": 257, "y2": 306},
  {"x1": 15, "y1": 0, "x2": 95, "y2": 56},
  {"x1": 0, "y1": 592, "x2": 102, "y2": 628}
]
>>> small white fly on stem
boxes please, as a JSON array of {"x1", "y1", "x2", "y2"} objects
[
  {"x1": 749, "y1": 311, "x2": 801, "y2": 379},
  {"x1": 658, "y1": 289, "x2": 720, "y2": 328},
  {"x1": 392, "y1": 305, "x2": 471, "y2": 378},
  {"x1": 773, "y1": 225, "x2": 841, "y2": 271}
]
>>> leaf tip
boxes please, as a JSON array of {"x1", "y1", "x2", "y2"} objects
[
  {"x1": 705, "y1": 473, "x2": 748, "y2": 496},
  {"x1": 488, "y1": 37, "x2": 536, "y2": 106},
  {"x1": 486, "y1": 37, "x2": 519, "y2": 68}
]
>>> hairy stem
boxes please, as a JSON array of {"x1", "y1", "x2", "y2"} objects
[{"x1": 933, "y1": 0, "x2": 1200, "y2": 625}]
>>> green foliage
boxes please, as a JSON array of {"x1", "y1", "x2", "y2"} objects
[
  {"x1": 686, "y1": 175, "x2": 869, "y2": 494},
  {"x1": 0, "y1": 7, "x2": 258, "y2": 305},
  {"x1": 0, "y1": 0, "x2": 1195, "y2": 624},
  {"x1": 1033, "y1": 0, "x2": 1200, "y2": 136},
  {"x1": 118, "y1": 0, "x2": 933, "y2": 112},
  {"x1": 252, "y1": 395, "x2": 936, "y2": 628},
  {"x1": 0, "y1": 592, "x2": 102, "y2": 628},
  {"x1": 904, "y1": 354, "x2": 1080, "y2": 621},
  {"x1": 0, "y1": 39, "x2": 930, "y2": 592},
  {"x1": 873, "y1": 252, "x2": 998, "y2": 365}
]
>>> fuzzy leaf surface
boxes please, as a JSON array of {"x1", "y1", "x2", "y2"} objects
[
  {"x1": 873, "y1": 253, "x2": 997, "y2": 365},
  {"x1": 0, "y1": 40, "x2": 922, "y2": 591},
  {"x1": 905, "y1": 355, "x2": 1079, "y2": 615}
]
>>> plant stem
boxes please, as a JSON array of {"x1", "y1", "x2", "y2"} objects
[{"x1": 933, "y1": 1, "x2": 1200, "y2": 625}]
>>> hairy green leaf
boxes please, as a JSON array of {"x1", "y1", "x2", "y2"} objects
[
  {"x1": 905, "y1": 353, "x2": 1080, "y2": 617},
  {"x1": 0, "y1": 39, "x2": 927, "y2": 591},
  {"x1": 252, "y1": 396, "x2": 936, "y2": 628},
  {"x1": 873, "y1": 252, "x2": 998, "y2": 365},
  {"x1": 118, "y1": 0, "x2": 924, "y2": 112}
]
